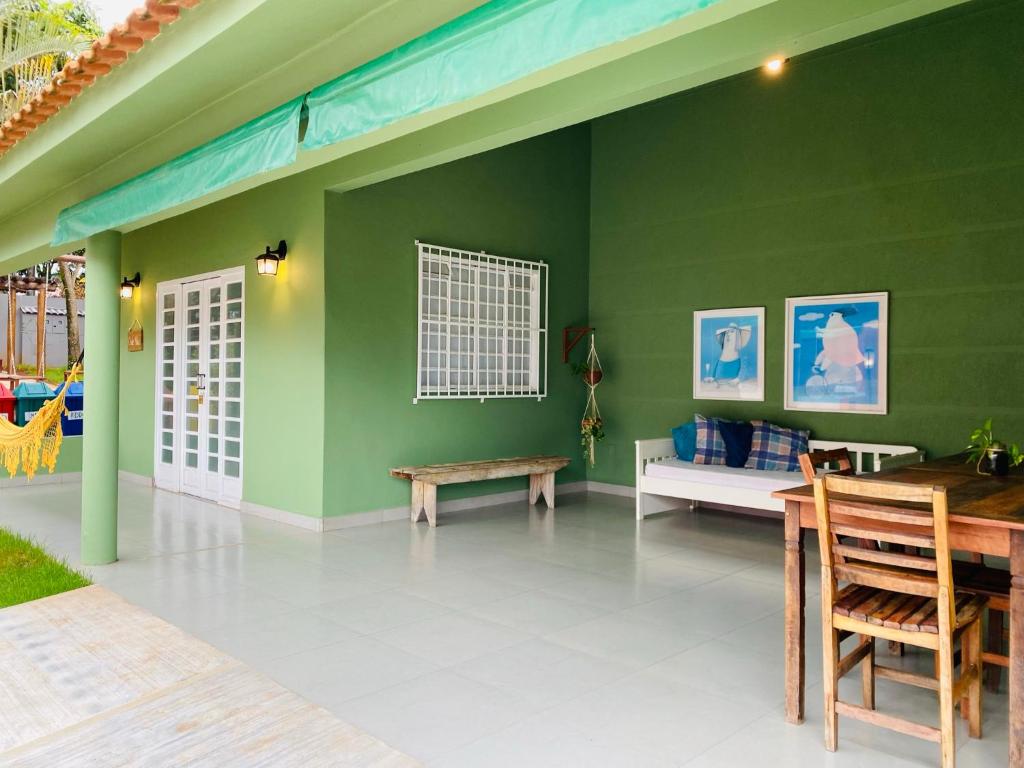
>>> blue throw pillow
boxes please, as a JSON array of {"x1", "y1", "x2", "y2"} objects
[
  {"x1": 671, "y1": 421, "x2": 697, "y2": 462},
  {"x1": 718, "y1": 420, "x2": 754, "y2": 468}
]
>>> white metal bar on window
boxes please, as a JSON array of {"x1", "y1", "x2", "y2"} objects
[{"x1": 416, "y1": 242, "x2": 547, "y2": 402}]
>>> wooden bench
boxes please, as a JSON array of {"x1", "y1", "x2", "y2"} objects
[{"x1": 389, "y1": 456, "x2": 570, "y2": 527}]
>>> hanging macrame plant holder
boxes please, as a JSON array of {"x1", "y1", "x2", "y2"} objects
[{"x1": 580, "y1": 334, "x2": 604, "y2": 467}]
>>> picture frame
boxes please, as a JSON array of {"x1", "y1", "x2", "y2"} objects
[
  {"x1": 784, "y1": 291, "x2": 888, "y2": 414},
  {"x1": 693, "y1": 306, "x2": 765, "y2": 401}
]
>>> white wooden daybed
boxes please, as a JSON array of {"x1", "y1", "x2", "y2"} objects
[{"x1": 635, "y1": 437, "x2": 921, "y2": 520}]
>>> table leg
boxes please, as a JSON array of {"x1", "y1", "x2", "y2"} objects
[
  {"x1": 785, "y1": 500, "x2": 806, "y2": 725},
  {"x1": 1010, "y1": 530, "x2": 1024, "y2": 767}
]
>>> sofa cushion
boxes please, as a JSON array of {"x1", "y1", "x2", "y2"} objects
[
  {"x1": 745, "y1": 420, "x2": 809, "y2": 472},
  {"x1": 718, "y1": 420, "x2": 754, "y2": 468},
  {"x1": 644, "y1": 459, "x2": 802, "y2": 493},
  {"x1": 693, "y1": 414, "x2": 727, "y2": 465},
  {"x1": 671, "y1": 421, "x2": 697, "y2": 462}
]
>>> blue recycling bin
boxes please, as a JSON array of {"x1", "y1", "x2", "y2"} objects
[{"x1": 53, "y1": 381, "x2": 85, "y2": 436}]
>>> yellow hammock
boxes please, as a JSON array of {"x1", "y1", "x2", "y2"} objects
[{"x1": 0, "y1": 364, "x2": 81, "y2": 479}]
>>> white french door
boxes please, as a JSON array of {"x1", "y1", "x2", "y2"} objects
[{"x1": 154, "y1": 268, "x2": 244, "y2": 507}]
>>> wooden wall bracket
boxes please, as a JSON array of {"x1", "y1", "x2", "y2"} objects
[{"x1": 562, "y1": 326, "x2": 594, "y2": 363}]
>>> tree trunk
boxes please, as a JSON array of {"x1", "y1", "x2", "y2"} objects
[{"x1": 58, "y1": 261, "x2": 81, "y2": 369}]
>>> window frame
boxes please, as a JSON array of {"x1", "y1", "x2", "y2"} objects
[{"x1": 414, "y1": 241, "x2": 548, "y2": 403}]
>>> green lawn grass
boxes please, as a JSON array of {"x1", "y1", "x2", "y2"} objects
[
  {"x1": 0, "y1": 527, "x2": 91, "y2": 609},
  {"x1": 14, "y1": 365, "x2": 73, "y2": 386}
]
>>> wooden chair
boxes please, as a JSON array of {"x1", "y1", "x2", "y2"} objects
[
  {"x1": 953, "y1": 561, "x2": 1010, "y2": 693},
  {"x1": 813, "y1": 474, "x2": 986, "y2": 767},
  {"x1": 798, "y1": 447, "x2": 854, "y2": 482}
]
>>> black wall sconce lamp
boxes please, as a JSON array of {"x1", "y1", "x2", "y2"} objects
[
  {"x1": 256, "y1": 240, "x2": 288, "y2": 276},
  {"x1": 120, "y1": 272, "x2": 140, "y2": 300}
]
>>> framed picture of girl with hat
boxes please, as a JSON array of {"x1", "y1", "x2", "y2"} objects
[{"x1": 693, "y1": 307, "x2": 765, "y2": 401}]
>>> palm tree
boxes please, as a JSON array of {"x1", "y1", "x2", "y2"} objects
[{"x1": 1, "y1": 1, "x2": 100, "y2": 124}]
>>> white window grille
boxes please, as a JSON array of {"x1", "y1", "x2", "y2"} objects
[{"x1": 415, "y1": 241, "x2": 548, "y2": 402}]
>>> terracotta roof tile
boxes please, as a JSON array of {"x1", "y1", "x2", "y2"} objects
[{"x1": 0, "y1": 0, "x2": 201, "y2": 156}]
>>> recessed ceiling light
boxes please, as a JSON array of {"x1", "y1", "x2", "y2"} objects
[{"x1": 764, "y1": 57, "x2": 786, "y2": 75}]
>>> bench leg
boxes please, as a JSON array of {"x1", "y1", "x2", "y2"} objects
[
  {"x1": 529, "y1": 472, "x2": 555, "y2": 509},
  {"x1": 410, "y1": 481, "x2": 438, "y2": 526}
]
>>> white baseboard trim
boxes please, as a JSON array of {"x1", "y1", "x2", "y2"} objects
[
  {"x1": 0, "y1": 470, "x2": 82, "y2": 489},
  {"x1": 118, "y1": 470, "x2": 154, "y2": 487},
  {"x1": 585, "y1": 481, "x2": 635, "y2": 498},
  {"x1": 237, "y1": 480, "x2": 595, "y2": 532},
  {"x1": 240, "y1": 500, "x2": 325, "y2": 532}
]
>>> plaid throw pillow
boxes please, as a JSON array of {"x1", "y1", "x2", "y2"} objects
[
  {"x1": 745, "y1": 421, "x2": 810, "y2": 472},
  {"x1": 693, "y1": 414, "x2": 728, "y2": 465}
]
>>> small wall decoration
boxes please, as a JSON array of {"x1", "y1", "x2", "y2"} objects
[
  {"x1": 127, "y1": 319, "x2": 144, "y2": 352},
  {"x1": 693, "y1": 307, "x2": 765, "y2": 401},
  {"x1": 785, "y1": 291, "x2": 888, "y2": 414}
]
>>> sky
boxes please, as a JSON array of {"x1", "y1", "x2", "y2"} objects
[{"x1": 90, "y1": 0, "x2": 142, "y2": 30}]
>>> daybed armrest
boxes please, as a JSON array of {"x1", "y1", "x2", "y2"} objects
[{"x1": 808, "y1": 440, "x2": 921, "y2": 474}]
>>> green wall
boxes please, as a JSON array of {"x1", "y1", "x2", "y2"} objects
[
  {"x1": 587, "y1": 0, "x2": 1024, "y2": 486},
  {"x1": 118, "y1": 172, "x2": 326, "y2": 518},
  {"x1": 323, "y1": 127, "x2": 591, "y2": 516}
]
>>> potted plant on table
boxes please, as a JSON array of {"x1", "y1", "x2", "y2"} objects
[{"x1": 965, "y1": 418, "x2": 1024, "y2": 476}]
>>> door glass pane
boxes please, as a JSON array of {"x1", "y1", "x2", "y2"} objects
[
  {"x1": 163, "y1": 328, "x2": 174, "y2": 343},
  {"x1": 186, "y1": 434, "x2": 198, "y2": 451},
  {"x1": 226, "y1": 362, "x2": 241, "y2": 379},
  {"x1": 163, "y1": 294, "x2": 175, "y2": 309},
  {"x1": 163, "y1": 311, "x2": 174, "y2": 326},
  {"x1": 226, "y1": 342, "x2": 241, "y2": 359},
  {"x1": 209, "y1": 343, "x2": 220, "y2": 359},
  {"x1": 227, "y1": 322, "x2": 241, "y2": 339},
  {"x1": 208, "y1": 437, "x2": 218, "y2": 453},
  {"x1": 227, "y1": 302, "x2": 242, "y2": 319},
  {"x1": 210, "y1": 287, "x2": 221, "y2": 303},
  {"x1": 162, "y1": 449, "x2": 173, "y2": 464},
  {"x1": 209, "y1": 419, "x2": 218, "y2": 435},
  {"x1": 186, "y1": 453, "x2": 198, "y2": 468},
  {"x1": 188, "y1": 308, "x2": 200, "y2": 325},
  {"x1": 209, "y1": 381, "x2": 220, "y2": 397},
  {"x1": 226, "y1": 381, "x2": 240, "y2": 398},
  {"x1": 210, "y1": 305, "x2": 221, "y2": 323},
  {"x1": 162, "y1": 432, "x2": 172, "y2": 447},
  {"x1": 226, "y1": 401, "x2": 240, "y2": 419},
  {"x1": 162, "y1": 414, "x2": 173, "y2": 430},
  {"x1": 225, "y1": 460, "x2": 239, "y2": 478},
  {"x1": 226, "y1": 420, "x2": 240, "y2": 438},
  {"x1": 187, "y1": 291, "x2": 200, "y2": 306},
  {"x1": 208, "y1": 457, "x2": 218, "y2": 472},
  {"x1": 210, "y1": 325, "x2": 221, "y2": 341},
  {"x1": 187, "y1": 327, "x2": 200, "y2": 342},
  {"x1": 225, "y1": 440, "x2": 240, "y2": 458},
  {"x1": 226, "y1": 282, "x2": 242, "y2": 300}
]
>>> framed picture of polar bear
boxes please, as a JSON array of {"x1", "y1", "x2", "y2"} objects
[
  {"x1": 785, "y1": 291, "x2": 888, "y2": 414},
  {"x1": 693, "y1": 307, "x2": 765, "y2": 401}
]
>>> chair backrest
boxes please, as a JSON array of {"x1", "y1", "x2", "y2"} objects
[
  {"x1": 798, "y1": 448, "x2": 854, "y2": 483},
  {"x1": 813, "y1": 474, "x2": 955, "y2": 630}
]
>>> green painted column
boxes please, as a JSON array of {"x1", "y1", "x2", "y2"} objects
[{"x1": 81, "y1": 230, "x2": 122, "y2": 565}]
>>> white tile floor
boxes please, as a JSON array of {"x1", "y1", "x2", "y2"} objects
[{"x1": 0, "y1": 481, "x2": 1010, "y2": 766}]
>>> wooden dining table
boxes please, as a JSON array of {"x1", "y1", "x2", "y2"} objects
[{"x1": 773, "y1": 455, "x2": 1024, "y2": 766}]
